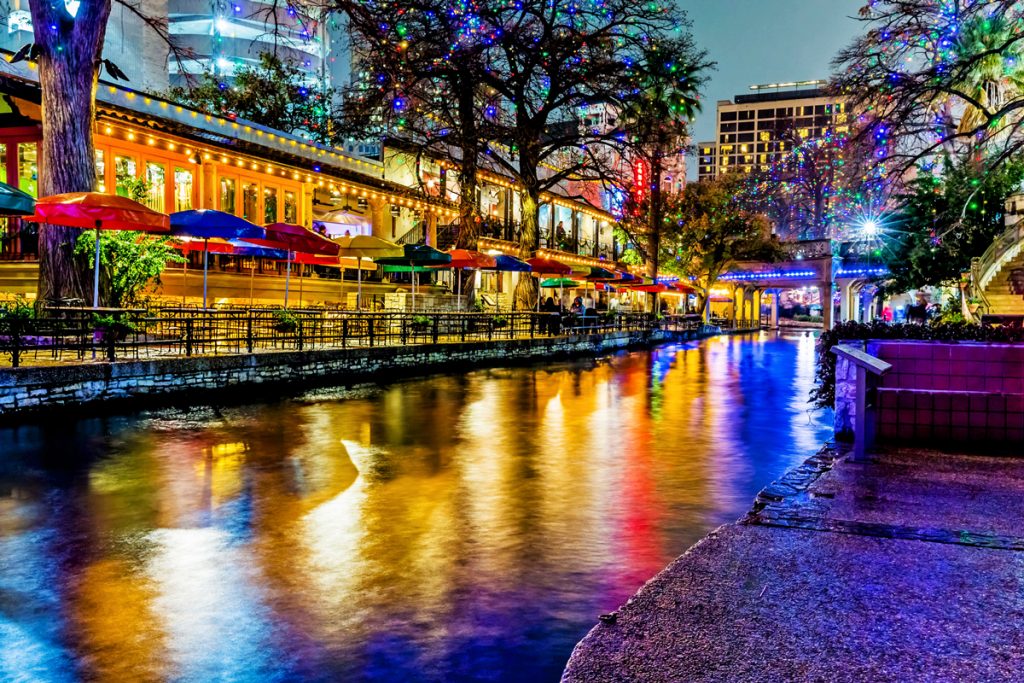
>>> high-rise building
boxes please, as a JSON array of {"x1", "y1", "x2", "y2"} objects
[
  {"x1": 0, "y1": 0, "x2": 172, "y2": 93},
  {"x1": 167, "y1": 1, "x2": 350, "y2": 91},
  {"x1": 696, "y1": 80, "x2": 848, "y2": 182}
]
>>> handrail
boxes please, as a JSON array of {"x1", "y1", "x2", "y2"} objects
[
  {"x1": 972, "y1": 219, "x2": 1024, "y2": 305},
  {"x1": 830, "y1": 344, "x2": 892, "y2": 376},
  {"x1": 831, "y1": 344, "x2": 892, "y2": 461}
]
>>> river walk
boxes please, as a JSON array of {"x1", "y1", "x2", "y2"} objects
[{"x1": 563, "y1": 446, "x2": 1024, "y2": 682}]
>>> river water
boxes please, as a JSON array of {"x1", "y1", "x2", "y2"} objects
[{"x1": 0, "y1": 331, "x2": 831, "y2": 683}]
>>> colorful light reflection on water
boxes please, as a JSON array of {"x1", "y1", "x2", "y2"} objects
[{"x1": 0, "y1": 332, "x2": 831, "y2": 682}]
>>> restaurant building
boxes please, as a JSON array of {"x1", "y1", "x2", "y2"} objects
[{"x1": 0, "y1": 56, "x2": 621, "y2": 307}]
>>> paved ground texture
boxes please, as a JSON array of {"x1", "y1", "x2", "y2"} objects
[{"x1": 562, "y1": 447, "x2": 1024, "y2": 683}]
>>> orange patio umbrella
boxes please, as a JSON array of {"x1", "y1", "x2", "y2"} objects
[{"x1": 28, "y1": 192, "x2": 170, "y2": 308}]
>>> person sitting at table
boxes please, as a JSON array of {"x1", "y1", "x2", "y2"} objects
[{"x1": 570, "y1": 296, "x2": 584, "y2": 316}]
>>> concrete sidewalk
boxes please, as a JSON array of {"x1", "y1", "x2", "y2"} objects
[{"x1": 562, "y1": 447, "x2": 1024, "y2": 682}]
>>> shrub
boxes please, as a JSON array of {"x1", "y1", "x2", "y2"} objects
[
  {"x1": 272, "y1": 309, "x2": 299, "y2": 333},
  {"x1": 812, "y1": 321, "x2": 1024, "y2": 409},
  {"x1": 92, "y1": 314, "x2": 137, "y2": 342},
  {"x1": 492, "y1": 315, "x2": 508, "y2": 328},
  {"x1": 793, "y1": 314, "x2": 823, "y2": 323}
]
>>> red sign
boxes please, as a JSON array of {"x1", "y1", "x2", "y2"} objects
[{"x1": 632, "y1": 159, "x2": 648, "y2": 211}]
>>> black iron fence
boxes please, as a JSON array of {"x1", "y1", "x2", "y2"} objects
[{"x1": 0, "y1": 308, "x2": 660, "y2": 367}]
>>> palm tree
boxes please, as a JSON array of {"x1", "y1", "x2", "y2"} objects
[{"x1": 617, "y1": 38, "x2": 711, "y2": 306}]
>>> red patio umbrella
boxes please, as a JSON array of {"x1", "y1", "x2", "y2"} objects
[
  {"x1": 527, "y1": 256, "x2": 572, "y2": 310},
  {"x1": 243, "y1": 223, "x2": 341, "y2": 307},
  {"x1": 28, "y1": 192, "x2": 170, "y2": 308},
  {"x1": 434, "y1": 249, "x2": 497, "y2": 310}
]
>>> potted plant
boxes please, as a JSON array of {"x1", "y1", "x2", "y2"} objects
[
  {"x1": 0, "y1": 299, "x2": 35, "y2": 367},
  {"x1": 272, "y1": 309, "x2": 299, "y2": 334},
  {"x1": 411, "y1": 315, "x2": 432, "y2": 332},
  {"x1": 92, "y1": 314, "x2": 136, "y2": 343},
  {"x1": 967, "y1": 297, "x2": 982, "y2": 314},
  {"x1": 491, "y1": 315, "x2": 508, "y2": 329}
]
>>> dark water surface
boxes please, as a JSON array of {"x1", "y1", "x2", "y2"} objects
[{"x1": 0, "y1": 331, "x2": 831, "y2": 682}]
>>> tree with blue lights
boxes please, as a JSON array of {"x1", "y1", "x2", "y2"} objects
[
  {"x1": 473, "y1": 0, "x2": 691, "y2": 309},
  {"x1": 336, "y1": 0, "x2": 494, "y2": 253},
  {"x1": 835, "y1": 0, "x2": 1024, "y2": 173},
  {"x1": 168, "y1": 53, "x2": 342, "y2": 145}
]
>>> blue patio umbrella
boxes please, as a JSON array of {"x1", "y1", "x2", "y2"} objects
[
  {"x1": 170, "y1": 210, "x2": 265, "y2": 308},
  {"x1": 493, "y1": 254, "x2": 532, "y2": 272}
]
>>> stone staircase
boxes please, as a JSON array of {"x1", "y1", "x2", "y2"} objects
[{"x1": 982, "y1": 251, "x2": 1024, "y2": 315}]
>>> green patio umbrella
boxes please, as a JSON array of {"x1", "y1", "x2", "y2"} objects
[
  {"x1": 540, "y1": 278, "x2": 581, "y2": 310},
  {"x1": 375, "y1": 244, "x2": 452, "y2": 311},
  {"x1": 0, "y1": 181, "x2": 35, "y2": 216},
  {"x1": 540, "y1": 278, "x2": 581, "y2": 287}
]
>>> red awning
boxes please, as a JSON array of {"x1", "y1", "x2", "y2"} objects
[{"x1": 27, "y1": 192, "x2": 170, "y2": 232}]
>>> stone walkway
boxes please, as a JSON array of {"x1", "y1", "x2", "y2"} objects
[{"x1": 562, "y1": 447, "x2": 1024, "y2": 682}]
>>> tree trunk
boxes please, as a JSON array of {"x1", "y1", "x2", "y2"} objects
[
  {"x1": 31, "y1": 1, "x2": 111, "y2": 304},
  {"x1": 513, "y1": 186, "x2": 540, "y2": 311},
  {"x1": 454, "y1": 78, "x2": 480, "y2": 306}
]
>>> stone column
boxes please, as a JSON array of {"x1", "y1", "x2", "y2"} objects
[
  {"x1": 821, "y1": 280, "x2": 834, "y2": 330},
  {"x1": 754, "y1": 288, "x2": 763, "y2": 327},
  {"x1": 770, "y1": 290, "x2": 779, "y2": 328},
  {"x1": 838, "y1": 279, "x2": 853, "y2": 324},
  {"x1": 369, "y1": 198, "x2": 390, "y2": 239},
  {"x1": 425, "y1": 213, "x2": 437, "y2": 247}
]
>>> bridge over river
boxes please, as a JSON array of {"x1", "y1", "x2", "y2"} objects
[{"x1": 715, "y1": 239, "x2": 889, "y2": 328}]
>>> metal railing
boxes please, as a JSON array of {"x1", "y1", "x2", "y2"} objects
[{"x1": 0, "y1": 308, "x2": 658, "y2": 368}]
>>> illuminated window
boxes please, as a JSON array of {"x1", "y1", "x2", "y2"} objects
[
  {"x1": 740, "y1": 144, "x2": 748, "y2": 153},
  {"x1": 17, "y1": 143, "x2": 37, "y2": 197},
  {"x1": 220, "y1": 177, "x2": 236, "y2": 214},
  {"x1": 836, "y1": 125, "x2": 849, "y2": 134},
  {"x1": 145, "y1": 162, "x2": 166, "y2": 212},
  {"x1": 94, "y1": 150, "x2": 105, "y2": 193},
  {"x1": 264, "y1": 186, "x2": 278, "y2": 223},
  {"x1": 798, "y1": 128, "x2": 810, "y2": 139},
  {"x1": 114, "y1": 155, "x2": 137, "y2": 198},
  {"x1": 174, "y1": 167, "x2": 193, "y2": 211},
  {"x1": 242, "y1": 182, "x2": 259, "y2": 222},
  {"x1": 759, "y1": 132, "x2": 770, "y2": 142},
  {"x1": 284, "y1": 190, "x2": 297, "y2": 223}
]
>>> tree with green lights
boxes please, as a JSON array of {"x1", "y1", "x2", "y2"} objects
[
  {"x1": 880, "y1": 157, "x2": 1024, "y2": 293},
  {"x1": 474, "y1": 0, "x2": 690, "y2": 309},
  {"x1": 666, "y1": 175, "x2": 782, "y2": 321},
  {"x1": 168, "y1": 53, "x2": 342, "y2": 145},
  {"x1": 835, "y1": 0, "x2": 1024, "y2": 174}
]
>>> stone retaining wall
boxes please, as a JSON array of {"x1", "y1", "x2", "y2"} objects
[{"x1": 0, "y1": 330, "x2": 658, "y2": 419}]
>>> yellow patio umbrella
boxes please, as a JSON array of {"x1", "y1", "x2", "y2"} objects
[{"x1": 332, "y1": 235, "x2": 403, "y2": 308}]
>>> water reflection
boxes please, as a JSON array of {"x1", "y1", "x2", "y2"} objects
[{"x1": 0, "y1": 332, "x2": 830, "y2": 682}]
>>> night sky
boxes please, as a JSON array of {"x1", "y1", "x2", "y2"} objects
[{"x1": 685, "y1": 0, "x2": 864, "y2": 176}]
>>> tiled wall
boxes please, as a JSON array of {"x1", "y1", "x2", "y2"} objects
[{"x1": 867, "y1": 341, "x2": 1024, "y2": 446}]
